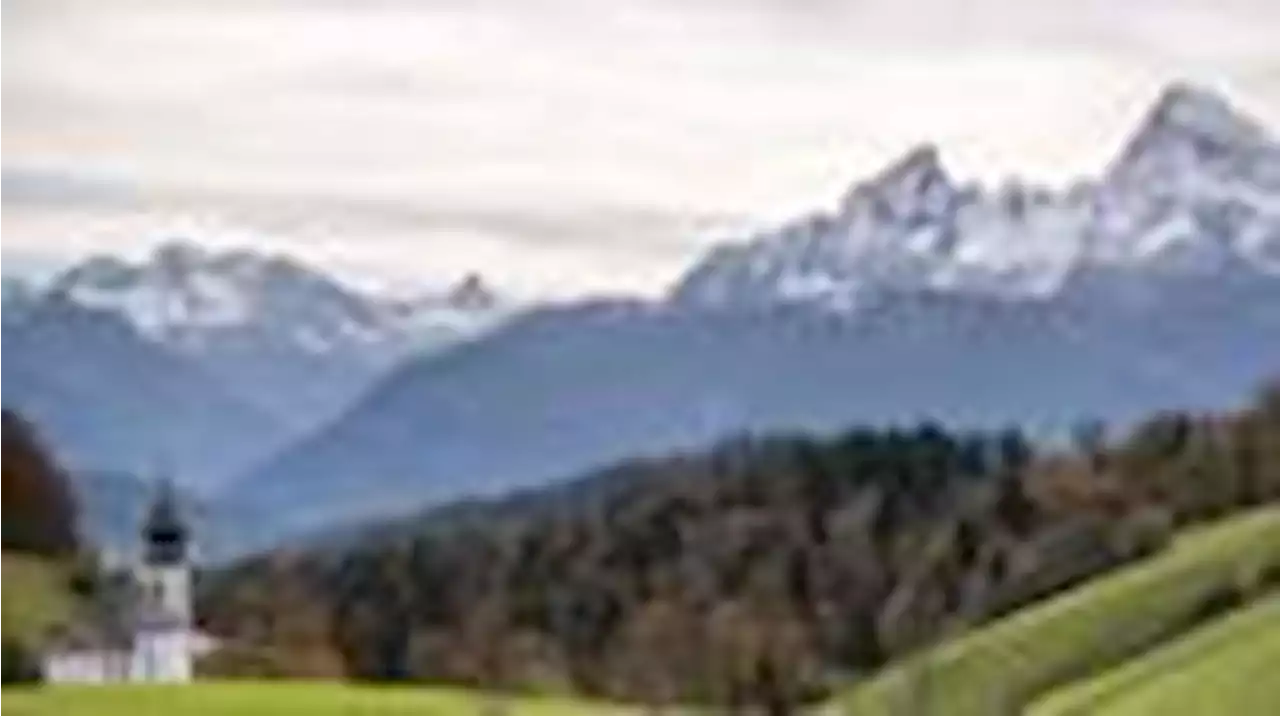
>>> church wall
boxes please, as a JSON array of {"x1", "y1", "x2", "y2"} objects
[
  {"x1": 135, "y1": 563, "x2": 193, "y2": 623},
  {"x1": 43, "y1": 650, "x2": 131, "y2": 684},
  {"x1": 132, "y1": 628, "x2": 193, "y2": 683}
]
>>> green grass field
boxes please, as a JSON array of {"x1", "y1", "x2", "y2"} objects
[
  {"x1": 2, "y1": 682, "x2": 643, "y2": 716},
  {"x1": 835, "y1": 505, "x2": 1280, "y2": 716},
  {"x1": 1030, "y1": 594, "x2": 1280, "y2": 716},
  {"x1": 1, "y1": 553, "x2": 77, "y2": 646}
]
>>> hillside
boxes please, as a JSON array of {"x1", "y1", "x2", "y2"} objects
[
  {"x1": 1, "y1": 553, "x2": 77, "y2": 650},
  {"x1": 225, "y1": 285, "x2": 1279, "y2": 552},
  {"x1": 2, "y1": 297, "x2": 285, "y2": 488},
  {"x1": 1030, "y1": 594, "x2": 1280, "y2": 716},
  {"x1": 837, "y1": 505, "x2": 1280, "y2": 715}
]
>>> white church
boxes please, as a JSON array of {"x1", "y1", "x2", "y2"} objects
[{"x1": 41, "y1": 481, "x2": 216, "y2": 683}]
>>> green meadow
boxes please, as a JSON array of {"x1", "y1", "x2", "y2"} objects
[
  {"x1": 2, "y1": 682, "x2": 642, "y2": 716},
  {"x1": 835, "y1": 506, "x2": 1280, "y2": 715},
  {"x1": 1031, "y1": 594, "x2": 1280, "y2": 716},
  {"x1": 2, "y1": 553, "x2": 77, "y2": 647}
]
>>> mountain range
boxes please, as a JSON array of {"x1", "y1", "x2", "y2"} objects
[
  {"x1": 674, "y1": 84, "x2": 1279, "y2": 308},
  {"x1": 2, "y1": 245, "x2": 511, "y2": 492},
  {"x1": 43, "y1": 242, "x2": 509, "y2": 423},
  {"x1": 4, "y1": 82, "x2": 1278, "y2": 555},
  {"x1": 225, "y1": 83, "x2": 1279, "y2": 550}
]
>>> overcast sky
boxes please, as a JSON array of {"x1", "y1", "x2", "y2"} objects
[{"x1": 5, "y1": 0, "x2": 1279, "y2": 298}]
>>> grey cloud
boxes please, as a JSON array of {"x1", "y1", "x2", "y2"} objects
[
  {"x1": 3, "y1": 165, "x2": 737, "y2": 258},
  {"x1": 353, "y1": 203, "x2": 740, "y2": 254},
  {"x1": 213, "y1": 194, "x2": 742, "y2": 258},
  {"x1": 2, "y1": 167, "x2": 136, "y2": 208}
]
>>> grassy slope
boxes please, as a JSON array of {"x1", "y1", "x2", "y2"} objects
[
  {"x1": 1, "y1": 682, "x2": 642, "y2": 716},
  {"x1": 836, "y1": 506, "x2": 1280, "y2": 716},
  {"x1": 1, "y1": 552, "x2": 76, "y2": 646},
  {"x1": 1031, "y1": 594, "x2": 1280, "y2": 716}
]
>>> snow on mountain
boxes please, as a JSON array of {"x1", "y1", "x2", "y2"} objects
[
  {"x1": 49, "y1": 242, "x2": 506, "y2": 354},
  {"x1": 40, "y1": 241, "x2": 514, "y2": 421},
  {"x1": 672, "y1": 84, "x2": 1280, "y2": 310},
  {"x1": 386, "y1": 273, "x2": 507, "y2": 344}
]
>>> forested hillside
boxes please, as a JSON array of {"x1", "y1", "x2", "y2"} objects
[
  {"x1": 200, "y1": 382, "x2": 1280, "y2": 709},
  {"x1": 3, "y1": 410, "x2": 82, "y2": 558},
  {"x1": 2, "y1": 411, "x2": 86, "y2": 683}
]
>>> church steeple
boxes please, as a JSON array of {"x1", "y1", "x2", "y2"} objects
[
  {"x1": 142, "y1": 478, "x2": 189, "y2": 566},
  {"x1": 133, "y1": 476, "x2": 196, "y2": 682}
]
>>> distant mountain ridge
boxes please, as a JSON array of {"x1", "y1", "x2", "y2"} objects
[
  {"x1": 222, "y1": 83, "x2": 1280, "y2": 552},
  {"x1": 39, "y1": 241, "x2": 512, "y2": 422},
  {"x1": 2, "y1": 244, "x2": 514, "y2": 506}
]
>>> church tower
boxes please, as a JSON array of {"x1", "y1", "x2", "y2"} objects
[{"x1": 132, "y1": 479, "x2": 194, "y2": 682}]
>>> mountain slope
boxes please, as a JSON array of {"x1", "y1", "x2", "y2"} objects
[
  {"x1": 224, "y1": 84, "x2": 1280, "y2": 550},
  {"x1": 2, "y1": 295, "x2": 285, "y2": 489},
  {"x1": 227, "y1": 288, "x2": 1274, "y2": 549},
  {"x1": 68, "y1": 470, "x2": 187, "y2": 555}
]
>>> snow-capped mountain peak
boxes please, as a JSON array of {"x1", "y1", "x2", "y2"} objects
[
  {"x1": 45, "y1": 241, "x2": 513, "y2": 360},
  {"x1": 28, "y1": 241, "x2": 518, "y2": 420},
  {"x1": 673, "y1": 83, "x2": 1280, "y2": 311},
  {"x1": 50, "y1": 244, "x2": 236, "y2": 335},
  {"x1": 1123, "y1": 83, "x2": 1269, "y2": 159},
  {"x1": 384, "y1": 273, "x2": 509, "y2": 344},
  {"x1": 841, "y1": 144, "x2": 958, "y2": 229},
  {"x1": 1108, "y1": 83, "x2": 1277, "y2": 189},
  {"x1": 51, "y1": 240, "x2": 344, "y2": 340}
]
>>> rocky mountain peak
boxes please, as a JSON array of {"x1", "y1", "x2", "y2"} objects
[
  {"x1": 1108, "y1": 83, "x2": 1274, "y2": 183},
  {"x1": 445, "y1": 273, "x2": 498, "y2": 311},
  {"x1": 671, "y1": 82, "x2": 1280, "y2": 312},
  {"x1": 845, "y1": 143, "x2": 957, "y2": 222}
]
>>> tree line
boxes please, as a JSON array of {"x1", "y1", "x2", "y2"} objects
[{"x1": 186, "y1": 384, "x2": 1280, "y2": 708}]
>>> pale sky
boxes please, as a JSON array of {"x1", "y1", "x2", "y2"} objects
[{"x1": 4, "y1": 0, "x2": 1280, "y2": 298}]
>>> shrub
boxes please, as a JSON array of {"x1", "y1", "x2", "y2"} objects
[{"x1": 2, "y1": 639, "x2": 43, "y2": 684}]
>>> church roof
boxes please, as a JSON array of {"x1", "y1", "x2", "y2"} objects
[{"x1": 143, "y1": 478, "x2": 189, "y2": 541}]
